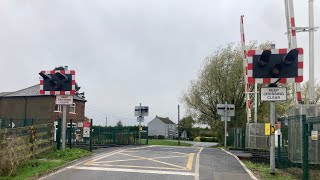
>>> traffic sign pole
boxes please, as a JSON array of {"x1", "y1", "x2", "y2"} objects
[
  {"x1": 224, "y1": 101, "x2": 227, "y2": 147},
  {"x1": 139, "y1": 103, "x2": 142, "y2": 145},
  {"x1": 61, "y1": 105, "x2": 67, "y2": 150}
]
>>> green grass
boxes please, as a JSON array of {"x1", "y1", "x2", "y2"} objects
[
  {"x1": 0, "y1": 148, "x2": 92, "y2": 180},
  {"x1": 141, "y1": 139, "x2": 192, "y2": 146},
  {"x1": 243, "y1": 161, "x2": 299, "y2": 180}
]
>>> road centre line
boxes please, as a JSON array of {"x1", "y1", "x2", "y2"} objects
[
  {"x1": 118, "y1": 152, "x2": 186, "y2": 169},
  {"x1": 69, "y1": 166, "x2": 196, "y2": 176}
]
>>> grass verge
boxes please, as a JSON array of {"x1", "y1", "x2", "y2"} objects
[
  {"x1": 141, "y1": 139, "x2": 192, "y2": 146},
  {"x1": 242, "y1": 161, "x2": 299, "y2": 180},
  {"x1": 0, "y1": 148, "x2": 92, "y2": 180},
  {"x1": 243, "y1": 161, "x2": 320, "y2": 180}
]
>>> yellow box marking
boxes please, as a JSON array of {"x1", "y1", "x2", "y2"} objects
[
  {"x1": 119, "y1": 152, "x2": 186, "y2": 169},
  {"x1": 89, "y1": 163, "x2": 183, "y2": 171},
  {"x1": 186, "y1": 153, "x2": 195, "y2": 170},
  {"x1": 94, "y1": 155, "x2": 185, "y2": 164}
]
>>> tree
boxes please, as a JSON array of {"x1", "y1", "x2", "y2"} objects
[
  {"x1": 116, "y1": 120, "x2": 123, "y2": 128},
  {"x1": 179, "y1": 116, "x2": 195, "y2": 137},
  {"x1": 181, "y1": 41, "x2": 273, "y2": 142},
  {"x1": 54, "y1": 66, "x2": 85, "y2": 98},
  {"x1": 301, "y1": 80, "x2": 320, "y2": 104}
]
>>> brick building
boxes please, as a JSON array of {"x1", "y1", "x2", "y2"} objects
[{"x1": 0, "y1": 84, "x2": 86, "y2": 126}]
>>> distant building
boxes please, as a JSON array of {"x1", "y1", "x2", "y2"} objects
[
  {"x1": 148, "y1": 116, "x2": 177, "y2": 139},
  {"x1": 0, "y1": 84, "x2": 86, "y2": 126}
]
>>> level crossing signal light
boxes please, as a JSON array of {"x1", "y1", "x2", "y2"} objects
[
  {"x1": 39, "y1": 70, "x2": 76, "y2": 95},
  {"x1": 247, "y1": 48, "x2": 303, "y2": 84}
]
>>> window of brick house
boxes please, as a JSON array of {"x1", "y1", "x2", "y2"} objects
[
  {"x1": 54, "y1": 105, "x2": 61, "y2": 112},
  {"x1": 70, "y1": 103, "x2": 76, "y2": 114}
]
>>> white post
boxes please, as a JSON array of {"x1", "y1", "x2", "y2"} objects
[
  {"x1": 224, "y1": 101, "x2": 227, "y2": 147},
  {"x1": 61, "y1": 66, "x2": 68, "y2": 150},
  {"x1": 254, "y1": 83, "x2": 258, "y2": 123},
  {"x1": 270, "y1": 100, "x2": 275, "y2": 174},
  {"x1": 309, "y1": 0, "x2": 315, "y2": 105},
  {"x1": 61, "y1": 105, "x2": 67, "y2": 150}
]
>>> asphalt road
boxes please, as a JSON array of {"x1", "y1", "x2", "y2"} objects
[{"x1": 39, "y1": 146, "x2": 253, "y2": 180}]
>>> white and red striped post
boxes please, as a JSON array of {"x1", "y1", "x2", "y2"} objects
[
  {"x1": 240, "y1": 15, "x2": 252, "y2": 123},
  {"x1": 288, "y1": 0, "x2": 302, "y2": 104}
]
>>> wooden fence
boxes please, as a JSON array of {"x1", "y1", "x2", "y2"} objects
[{"x1": 0, "y1": 123, "x2": 53, "y2": 161}]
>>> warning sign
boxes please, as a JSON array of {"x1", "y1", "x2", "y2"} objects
[
  {"x1": 311, "y1": 131, "x2": 318, "y2": 141},
  {"x1": 56, "y1": 95, "x2": 73, "y2": 105},
  {"x1": 261, "y1": 87, "x2": 287, "y2": 101},
  {"x1": 83, "y1": 122, "x2": 91, "y2": 137}
]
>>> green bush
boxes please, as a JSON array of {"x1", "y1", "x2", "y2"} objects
[
  {"x1": 193, "y1": 136, "x2": 201, "y2": 142},
  {"x1": 199, "y1": 137, "x2": 217, "y2": 142},
  {"x1": 158, "y1": 135, "x2": 165, "y2": 139}
]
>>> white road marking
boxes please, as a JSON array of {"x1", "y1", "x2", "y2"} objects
[
  {"x1": 69, "y1": 166, "x2": 196, "y2": 176},
  {"x1": 221, "y1": 148, "x2": 258, "y2": 180},
  {"x1": 194, "y1": 147, "x2": 203, "y2": 180}
]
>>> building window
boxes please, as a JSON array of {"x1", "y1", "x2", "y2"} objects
[
  {"x1": 54, "y1": 105, "x2": 61, "y2": 112},
  {"x1": 70, "y1": 103, "x2": 76, "y2": 114}
]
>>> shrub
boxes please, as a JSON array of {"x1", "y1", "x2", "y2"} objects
[
  {"x1": 193, "y1": 136, "x2": 201, "y2": 142},
  {"x1": 0, "y1": 135, "x2": 27, "y2": 176},
  {"x1": 158, "y1": 135, "x2": 165, "y2": 139}
]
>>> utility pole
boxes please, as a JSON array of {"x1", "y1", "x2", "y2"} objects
[
  {"x1": 178, "y1": 104, "x2": 180, "y2": 146},
  {"x1": 105, "y1": 116, "x2": 107, "y2": 127}
]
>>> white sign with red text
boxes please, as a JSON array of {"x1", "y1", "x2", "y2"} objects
[{"x1": 261, "y1": 87, "x2": 287, "y2": 101}]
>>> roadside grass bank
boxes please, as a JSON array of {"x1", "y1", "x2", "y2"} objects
[
  {"x1": 242, "y1": 161, "x2": 320, "y2": 180},
  {"x1": 0, "y1": 148, "x2": 91, "y2": 180},
  {"x1": 141, "y1": 139, "x2": 192, "y2": 146}
]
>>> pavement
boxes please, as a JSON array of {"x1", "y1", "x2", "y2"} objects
[{"x1": 39, "y1": 146, "x2": 253, "y2": 180}]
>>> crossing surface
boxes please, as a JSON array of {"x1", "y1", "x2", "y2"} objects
[{"x1": 40, "y1": 146, "x2": 253, "y2": 180}]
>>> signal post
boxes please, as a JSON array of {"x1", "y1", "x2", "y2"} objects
[
  {"x1": 247, "y1": 45, "x2": 304, "y2": 174},
  {"x1": 39, "y1": 68, "x2": 76, "y2": 150}
]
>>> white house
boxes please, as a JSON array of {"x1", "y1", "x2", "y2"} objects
[{"x1": 148, "y1": 116, "x2": 177, "y2": 139}]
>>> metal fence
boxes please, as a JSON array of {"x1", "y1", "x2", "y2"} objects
[
  {"x1": 228, "y1": 128, "x2": 246, "y2": 149},
  {"x1": 56, "y1": 119, "x2": 149, "y2": 150},
  {"x1": 246, "y1": 123, "x2": 269, "y2": 150},
  {"x1": 279, "y1": 115, "x2": 320, "y2": 165}
]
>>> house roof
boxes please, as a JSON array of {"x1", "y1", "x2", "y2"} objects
[
  {"x1": 0, "y1": 92, "x2": 13, "y2": 97},
  {"x1": 156, "y1": 116, "x2": 175, "y2": 124},
  {"x1": 0, "y1": 84, "x2": 86, "y2": 102}
]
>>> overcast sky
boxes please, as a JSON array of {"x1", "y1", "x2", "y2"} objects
[{"x1": 0, "y1": 0, "x2": 319, "y2": 126}]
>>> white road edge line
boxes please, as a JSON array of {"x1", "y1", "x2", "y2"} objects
[
  {"x1": 69, "y1": 166, "x2": 196, "y2": 176},
  {"x1": 194, "y1": 147, "x2": 203, "y2": 180},
  {"x1": 221, "y1": 148, "x2": 258, "y2": 180}
]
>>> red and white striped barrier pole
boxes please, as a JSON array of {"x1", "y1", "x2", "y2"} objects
[
  {"x1": 288, "y1": 0, "x2": 302, "y2": 104},
  {"x1": 240, "y1": 15, "x2": 252, "y2": 123}
]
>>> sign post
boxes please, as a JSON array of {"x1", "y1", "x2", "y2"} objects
[
  {"x1": 217, "y1": 103, "x2": 235, "y2": 147},
  {"x1": 135, "y1": 104, "x2": 149, "y2": 145},
  {"x1": 260, "y1": 85, "x2": 287, "y2": 174}
]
